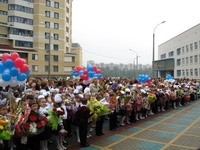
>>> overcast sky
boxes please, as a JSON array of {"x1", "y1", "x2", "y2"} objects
[{"x1": 72, "y1": 0, "x2": 200, "y2": 66}]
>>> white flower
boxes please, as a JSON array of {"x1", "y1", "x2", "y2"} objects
[{"x1": 29, "y1": 122, "x2": 37, "y2": 133}]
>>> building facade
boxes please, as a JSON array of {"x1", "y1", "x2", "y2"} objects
[
  {"x1": 157, "y1": 23, "x2": 200, "y2": 79},
  {"x1": 0, "y1": 0, "x2": 82, "y2": 78}
]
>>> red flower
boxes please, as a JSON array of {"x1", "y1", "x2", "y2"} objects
[
  {"x1": 29, "y1": 114, "x2": 38, "y2": 122},
  {"x1": 23, "y1": 123, "x2": 30, "y2": 130},
  {"x1": 37, "y1": 122, "x2": 43, "y2": 128},
  {"x1": 39, "y1": 116, "x2": 48, "y2": 123}
]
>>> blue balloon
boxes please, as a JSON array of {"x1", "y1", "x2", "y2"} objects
[
  {"x1": 2, "y1": 72, "x2": 11, "y2": 82},
  {"x1": 25, "y1": 69, "x2": 30, "y2": 76},
  {"x1": 88, "y1": 71, "x2": 94, "y2": 78},
  {"x1": 74, "y1": 73, "x2": 79, "y2": 77},
  {"x1": 97, "y1": 74, "x2": 102, "y2": 79},
  {"x1": 0, "y1": 61, "x2": 5, "y2": 73},
  {"x1": 78, "y1": 70, "x2": 84, "y2": 75},
  {"x1": 10, "y1": 67, "x2": 19, "y2": 77},
  {"x1": 4, "y1": 59, "x2": 14, "y2": 69},
  {"x1": 87, "y1": 64, "x2": 92, "y2": 71},
  {"x1": 17, "y1": 73, "x2": 27, "y2": 81},
  {"x1": 71, "y1": 70, "x2": 76, "y2": 76}
]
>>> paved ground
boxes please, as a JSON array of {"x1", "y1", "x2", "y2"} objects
[{"x1": 50, "y1": 99, "x2": 200, "y2": 150}]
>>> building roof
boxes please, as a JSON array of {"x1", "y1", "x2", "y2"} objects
[{"x1": 0, "y1": 44, "x2": 37, "y2": 53}]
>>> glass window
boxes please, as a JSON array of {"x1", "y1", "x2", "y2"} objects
[
  {"x1": 45, "y1": 43, "x2": 50, "y2": 50},
  {"x1": 168, "y1": 51, "x2": 174, "y2": 57},
  {"x1": 45, "y1": 21, "x2": 50, "y2": 28},
  {"x1": 46, "y1": 0, "x2": 50, "y2": 7},
  {"x1": 53, "y1": 55, "x2": 58, "y2": 62},
  {"x1": 53, "y1": 66, "x2": 58, "y2": 72},
  {"x1": 54, "y1": 34, "x2": 59, "y2": 40},
  {"x1": 32, "y1": 65, "x2": 38, "y2": 72},
  {"x1": 194, "y1": 55, "x2": 198, "y2": 64},
  {"x1": 182, "y1": 58, "x2": 185, "y2": 65},
  {"x1": 190, "y1": 69, "x2": 193, "y2": 76},
  {"x1": 54, "y1": 23, "x2": 59, "y2": 29},
  {"x1": 194, "y1": 42, "x2": 198, "y2": 50},
  {"x1": 64, "y1": 66, "x2": 72, "y2": 72},
  {"x1": 54, "y1": 12, "x2": 59, "y2": 19},
  {"x1": 177, "y1": 59, "x2": 181, "y2": 66},
  {"x1": 182, "y1": 70, "x2": 185, "y2": 76},
  {"x1": 32, "y1": 54, "x2": 38, "y2": 60},
  {"x1": 45, "y1": 66, "x2": 49, "y2": 72},
  {"x1": 182, "y1": 46, "x2": 184, "y2": 54},
  {"x1": 186, "y1": 45, "x2": 189, "y2": 53},
  {"x1": 190, "y1": 56, "x2": 193, "y2": 64},
  {"x1": 54, "y1": 44, "x2": 59, "y2": 50},
  {"x1": 45, "y1": 32, "x2": 50, "y2": 39},
  {"x1": 177, "y1": 48, "x2": 181, "y2": 55},
  {"x1": 177, "y1": 70, "x2": 181, "y2": 77},
  {"x1": 44, "y1": 55, "x2": 49, "y2": 61},
  {"x1": 186, "y1": 57, "x2": 189, "y2": 65},
  {"x1": 190, "y1": 43, "x2": 193, "y2": 52},
  {"x1": 54, "y1": 2, "x2": 59, "y2": 8},
  {"x1": 66, "y1": 17, "x2": 69, "y2": 23},
  {"x1": 45, "y1": 11, "x2": 50, "y2": 17},
  {"x1": 195, "y1": 68, "x2": 198, "y2": 76},
  {"x1": 186, "y1": 69, "x2": 189, "y2": 76}
]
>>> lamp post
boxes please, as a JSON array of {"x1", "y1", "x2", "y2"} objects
[
  {"x1": 152, "y1": 21, "x2": 166, "y2": 78},
  {"x1": 48, "y1": 31, "x2": 51, "y2": 79},
  {"x1": 129, "y1": 49, "x2": 139, "y2": 77}
]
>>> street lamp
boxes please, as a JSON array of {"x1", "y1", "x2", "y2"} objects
[
  {"x1": 129, "y1": 49, "x2": 138, "y2": 70},
  {"x1": 152, "y1": 21, "x2": 166, "y2": 78}
]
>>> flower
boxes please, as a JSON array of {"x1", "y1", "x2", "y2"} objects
[
  {"x1": 29, "y1": 114, "x2": 38, "y2": 122},
  {"x1": 0, "y1": 117, "x2": 13, "y2": 140},
  {"x1": 147, "y1": 93, "x2": 157, "y2": 103},
  {"x1": 36, "y1": 122, "x2": 43, "y2": 128},
  {"x1": 23, "y1": 123, "x2": 30, "y2": 130}
]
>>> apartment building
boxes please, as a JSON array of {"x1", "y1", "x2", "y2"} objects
[
  {"x1": 0, "y1": 0, "x2": 82, "y2": 77},
  {"x1": 155, "y1": 23, "x2": 200, "y2": 79}
]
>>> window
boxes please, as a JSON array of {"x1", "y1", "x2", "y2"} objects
[
  {"x1": 186, "y1": 69, "x2": 189, "y2": 76},
  {"x1": 54, "y1": 2, "x2": 59, "y2": 8},
  {"x1": 67, "y1": 0, "x2": 69, "y2": 3},
  {"x1": 66, "y1": 7, "x2": 69, "y2": 13},
  {"x1": 54, "y1": 34, "x2": 59, "y2": 40},
  {"x1": 190, "y1": 69, "x2": 193, "y2": 76},
  {"x1": 177, "y1": 70, "x2": 181, "y2": 77},
  {"x1": 190, "y1": 56, "x2": 193, "y2": 64},
  {"x1": 45, "y1": 66, "x2": 49, "y2": 72},
  {"x1": 44, "y1": 55, "x2": 49, "y2": 61},
  {"x1": 66, "y1": 36, "x2": 69, "y2": 42},
  {"x1": 54, "y1": 23, "x2": 59, "y2": 29},
  {"x1": 66, "y1": 26, "x2": 69, "y2": 32},
  {"x1": 46, "y1": 0, "x2": 50, "y2": 7},
  {"x1": 32, "y1": 65, "x2": 38, "y2": 72},
  {"x1": 45, "y1": 44, "x2": 50, "y2": 50},
  {"x1": 190, "y1": 43, "x2": 193, "y2": 52},
  {"x1": 64, "y1": 56, "x2": 75, "y2": 62},
  {"x1": 168, "y1": 51, "x2": 174, "y2": 57},
  {"x1": 45, "y1": 32, "x2": 50, "y2": 39},
  {"x1": 194, "y1": 55, "x2": 198, "y2": 64},
  {"x1": 45, "y1": 21, "x2": 50, "y2": 28},
  {"x1": 32, "y1": 54, "x2": 38, "y2": 60},
  {"x1": 195, "y1": 68, "x2": 198, "y2": 76},
  {"x1": 194, "y1": 42, "x2": 198, "y2": 50},
  {"x1": 54, "y1": 44, "x2": 59, "y2": 50},
  {"x1": 160, "y1": 54, "x2": 166, "y2": 59},
  {"x1": 66, "y1": 17, "x2": 69, "y2": 23},
  {"x1": 182, "y1": 58, "x2": 185, "y2": 65},
  {"x1": 182, "y1": 70, "x2": 185, "y2": 76},
  {"x1": 64, "y1": 66, "x2": 72, "y2": 72},
  {"x1": 177, "y1": 48, "x2": 181, "y2": 55},
  {"x1": 53, "y1": 66, "x2": 58, "y2": 72},
  {"x1": 45, "y1": 11, "x2": 50, "y2": 17},
  {"x1": 54, "y1": 12, "x2": 59, "y2": 19},
  {"x1": 0, "y1": 10, "x2": 8, "y2": 15},
  {"x1": 53, "y1": 55, "x2": 58, "y2": 62},
  {"x1": 177, "y1": 59, "x2": 181, "y2": 66},
  {"x1": 15, "y1": 40, "x2": 33, "y2": 48},
  {"x1": 186, "y1": 45, "x2": 189, "y2": 53},
  {"x1": 182, "y1": 46, "x2": 185, "y2": 54},
  {"x1": 186, "y1": 57, "x2": 189, "y2": 65}
]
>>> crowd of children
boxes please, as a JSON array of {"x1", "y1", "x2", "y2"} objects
[{"x1": 0, "y1": 77, "x2": 199, "y2": 150}]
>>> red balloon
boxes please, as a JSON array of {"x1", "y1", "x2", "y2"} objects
[
  {"x1": 83, "y1": 75, "x2": 88, "y2": 80},
  {"x1": 2, "y1": 53, "x2": 11, "y2": 62},
  {"x1": 14, "y1": 58, "x2": 25, "y2": 68},
  {"x1": 20, "y1": 64, "x2": 29, "y2": 73},
  {"x1": 96, "y1": 69, "x2": 101, "y2": 74},
  {"x1": 83, "y1": 69, "x2": 88, "y2": 75},
  {"x1": 80, "y1": 74, "x2": 85, "y2": 80},
  {"x1": 11, "y1": 52, "x2": 19, "y2": 61},
  {"x1": 92, "y1": 65, "x2": 98, "y2": 72}
]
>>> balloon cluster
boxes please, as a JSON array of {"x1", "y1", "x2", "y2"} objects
[
  {"x1": 0, "y1": 52, "x2": 30, "y2": 87},
  {"x1": 165, "y1": 74, "x2": 173, "y2": 81},
  {"x1": 71, "y1": 64, "x2": 102, "y2": 80},
  {"x1": 138, "y1": 74, "x2": 150, "y2": 83}
]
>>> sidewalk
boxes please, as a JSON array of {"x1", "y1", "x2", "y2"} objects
[{"x1": 67, "y1": 99, "x2": 200, "y2": 150}]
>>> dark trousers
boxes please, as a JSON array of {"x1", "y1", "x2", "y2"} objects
[
  {"x1": 14, "y1": 137, "x2": 28, "y2": 150},
  {"x1": 95, "y1": 115, "x2": 105, "y2": 135},
  {"x1": 79, "y1": 121, "x2": 88, "y2": 145},
  {"x1": 27, "y1": 135, "x2": 40, "y2": 150},
  {"x1": 109, "y1": 111, "x2": 117, "y2": 130}
]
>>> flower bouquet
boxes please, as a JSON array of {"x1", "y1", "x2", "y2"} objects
[
  {"x1": 47, "y1": 107, "x2": 64, "y2": 130},
  {"x1": 21, "y1": 111, "x2": 48, "y2": 136},
  {"x1": 0, "y1": 117, "x2": 13, "y2": 140},
  {"x1": 87, "y1": 98, "x2": 110, "y2": 120},
  {"x1": 147, "y1": 93, "x2": 157, "y2": 103}
]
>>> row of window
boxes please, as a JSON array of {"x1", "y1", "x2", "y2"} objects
[
  {"x1": 0, "y1": 10, "x2": 7, "y2": 15},
  {"x1": 24, "y1": 0, "x2": 34, "y2": 3},
  {"x1": 0, "y1": 0, "x2": 7, "y2": 3},
  {"x1": 9, "y1": 28, "x2": 33, "y2": 37},
  {"x1": 45, "y1": 32, "x2": 59, "y2": 40},
  {"x1": 45, "y1": 11, "x2": 59, "y2": 19},
  {"x1": 176, "y1": 55, "x2": 200, "y2": 66},
  {"x1": 8, "y1": 16, "x2": 33, "y2": 25},
  {"x1": 32, "y1": 65, "x2": 73, "y2": 72},
  {"x1": 15, "y1": 40, "x2": 33, "y2": 48},
  {"x1": 8, "y1": 4, "x2": 34, "y2": 14},
  {"x1": 161, "y1": 40, "x2": 200, "y2": 59},
  {"x1": 46, "y1": 0, "x2": 59, "y2": 8},
  {"x1": 177, "y1": 68, "x2": 200, "y2": 77}
]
